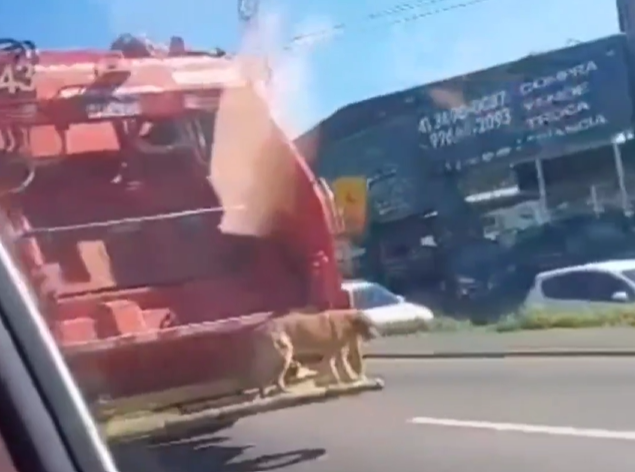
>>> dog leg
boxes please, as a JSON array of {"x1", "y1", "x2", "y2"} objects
[
  {"x1": 316, "y1": 354, "x2": 342, "y2": 385},
  {"x1": 335, "y1": 345, "x2": 358, "y2": 383},
  {"x1": 349, "y1": 336, "x2": 367, "y2": 381},
  {"x1": 327, "y1": 355, "x2": 343, "y2": 385},
  {"x1": 275, "y1": 379, "x2": 289, "y2": 394},
  {"x1": 275, "y1": 336, "x2": 294, "y2": 394}
]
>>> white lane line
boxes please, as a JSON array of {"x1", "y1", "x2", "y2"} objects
[{"x1": 409, "y1": 417, "x2": 635, "y2": 441}]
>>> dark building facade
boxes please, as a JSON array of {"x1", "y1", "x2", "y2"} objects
[{"x1": 297, "y1": 33, "x2": 635, "y2": 316}]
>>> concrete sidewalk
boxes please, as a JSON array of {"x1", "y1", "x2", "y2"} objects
[{"x1": 366, "y1": 327, "x2": 635, "y2": 358}]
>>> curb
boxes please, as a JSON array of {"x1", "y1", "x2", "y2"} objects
[{"x1": 365, "y1": 349, "x2": 635, "y2": 359}]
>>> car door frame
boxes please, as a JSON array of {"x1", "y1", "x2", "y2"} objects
[{"x1": 0, "y1": 232, "x2": 116, "y2": 472}]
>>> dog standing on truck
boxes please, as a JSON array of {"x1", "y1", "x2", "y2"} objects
[
  {"x1": 249, "y1": 320, "x2": 296, "y2": 398},
  {"x1": 250, "y1": 308, "x2": 380, "y2": 397}
]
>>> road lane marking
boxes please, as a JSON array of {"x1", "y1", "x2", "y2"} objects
[{"x1": 409, "y1": 417, "x2": 635, "y2": 441}]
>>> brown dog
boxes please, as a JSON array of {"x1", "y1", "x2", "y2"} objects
[
  {"x1": 268, "y1": 308, "x2": 380, "y2": 386},
  {"x1": 249, "y1": 322, "x2": 295, "y2": 398}
]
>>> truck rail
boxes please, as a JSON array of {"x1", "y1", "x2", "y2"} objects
[{"x1": 15, "y1": 205, "x2": 245, "y2": 238}]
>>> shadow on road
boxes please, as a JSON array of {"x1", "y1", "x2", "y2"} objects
[
  {"x1": 218, "y1": 449, "x2": 326, "y2": 471},
  {"x1": 112, "y1": 433, "x2": 326, "y2": 472}
]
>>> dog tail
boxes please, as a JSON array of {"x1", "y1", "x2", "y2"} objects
[{"x1": 352, "y1": 310, "x2": 381, "y2": 339}]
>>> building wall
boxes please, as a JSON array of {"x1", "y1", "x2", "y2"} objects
[{"x1": 314, "y1": 113, "x2": 433, "y2": 224}]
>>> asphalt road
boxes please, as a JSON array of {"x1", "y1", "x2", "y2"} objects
[
  {"x1": 367, "y1": 327, "x2": 635, "y2": 356},
  {"x1": 113, "y1": 358, "x2": 635, "y2": 472}
]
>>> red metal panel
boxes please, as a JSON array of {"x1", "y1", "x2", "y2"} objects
[
  {"x1": 0, "y1": 51, "x2": 265, "y2": 157},
  {"x1": 0, "y1": 42, "x2": 345, "y2": 400},
  {"x1": 0, "y1": 53, "x2": 261, "y2": 124}
]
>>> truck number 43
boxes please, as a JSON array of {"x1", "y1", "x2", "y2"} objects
[{"x1": 0, "y1": 62, "x2": 35, "y2": 95}]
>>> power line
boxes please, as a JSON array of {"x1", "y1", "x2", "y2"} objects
[
  {"x1": 283, "y1": 0, "x2": 496, "y2": 51},
  {"x1": 285, "y1": 0, "x2": 445, "y2": 45},
  {"x1": 285, "y1": 0, "x2": 449, "y2": 48}
]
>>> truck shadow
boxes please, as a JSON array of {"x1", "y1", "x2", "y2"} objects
[{"x1": 112, "y1": 433, "x2": 326, "y2": 472}]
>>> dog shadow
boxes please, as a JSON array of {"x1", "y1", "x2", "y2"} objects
[{"x1": 111, "y1": 429, "x2": 326, "y2": 472}]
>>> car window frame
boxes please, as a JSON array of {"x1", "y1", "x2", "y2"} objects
[
  {"x1": 620, "y1": 269, "x2": 635, "y2": 285},
  {"x1": 0, "y1": 306, "x2": 77, "y2": 472},
  {"x1": 541, "y1": 269, "x2": 634, "y2": 302},
  {"x1": 0, "y1": 231, "x2": 117, "y2": 472}
]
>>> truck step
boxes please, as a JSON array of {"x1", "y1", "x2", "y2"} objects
[{"x1": 105, "y1": 377, "x2": 384, "y2": 443}]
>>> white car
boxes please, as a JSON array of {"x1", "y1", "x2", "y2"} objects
[
  {"x1": 524, "y1": 259, "x2": 635, "y2": 312},
  {"x1": 342, "y1": 279, "x2": 434, "y2": 325}
]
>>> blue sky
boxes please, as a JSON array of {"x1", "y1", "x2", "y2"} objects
[{"x1": 0, "y1": 0, "x2": 621, "y2": 136}]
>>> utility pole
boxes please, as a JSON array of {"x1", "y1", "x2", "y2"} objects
[
  {"x1": 238, "y1": 0, "x2": 260, "y2": 37},
  {"x1": 615, "y1": 0, "x2": 635, "y2": 217},
  {"x1": 617, "y1": 0, "x2": 634, "y2": 34},
  {"x1": 237, "y1": 0, "x2": 258, "y2": 20}
]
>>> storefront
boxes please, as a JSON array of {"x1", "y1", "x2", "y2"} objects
[{"x1": 299, "y1": 33, "x2": 635, "y2": 308}]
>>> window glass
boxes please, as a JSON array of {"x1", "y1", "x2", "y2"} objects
[
  {"x1": 542, "y1": 271, "x2": 633, "y2": 302},
  {"x1": 541, "y1": 273, "x2": 585, "y2": 300},
  {"x1": 353, "y1": 285, "x2": 400, "y2": 309},
  {"x1": 584, "y1": 272, "x2": 634, "y2": 302}
]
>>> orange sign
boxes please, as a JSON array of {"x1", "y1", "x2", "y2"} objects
[{"x1": 332, "y1": 177, "x2": 367, "y2": 236}]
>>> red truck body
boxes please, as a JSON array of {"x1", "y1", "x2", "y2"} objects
[{"x1": 0, "y1": 38, "x2": 349, "y2": 406}]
